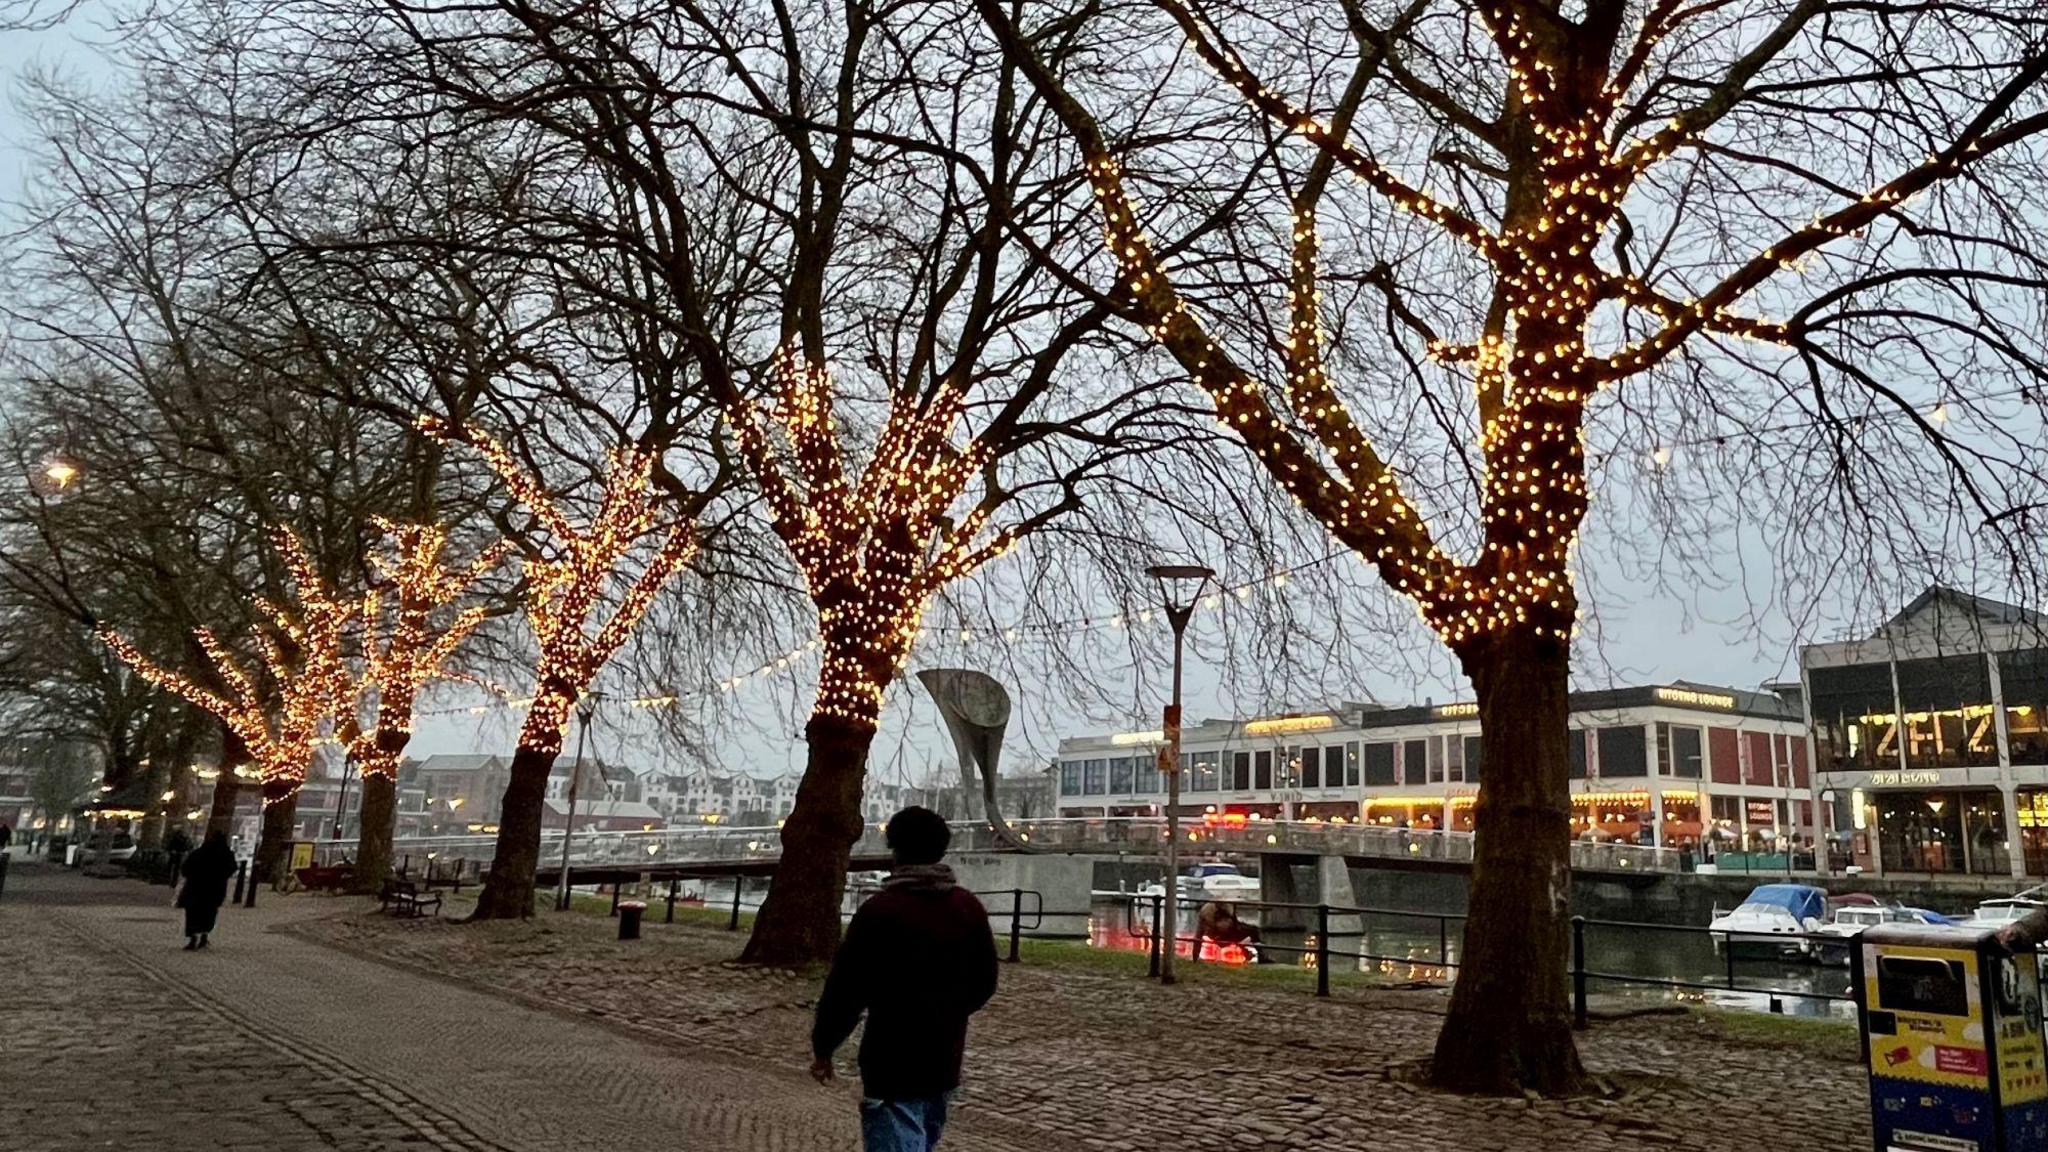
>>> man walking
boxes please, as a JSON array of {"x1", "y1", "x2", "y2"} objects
[{"x1": 811, "y1": 807, "x2": 998, "y2": 1152}]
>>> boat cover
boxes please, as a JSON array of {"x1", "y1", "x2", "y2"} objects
[
  {"x1": 1744, "y1": 884, "x2": 1827, "y2": 923},
  {"x1": 1905, "y1": 907, "x2": 1960, "y2": 926}
]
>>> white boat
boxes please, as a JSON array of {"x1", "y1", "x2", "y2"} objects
[
  {"x1": 1135, "y1": 861, "x2": 1261, "y2": 905},
  {"x1": 1708, "y1": 883, "x2": 1827, "y2": 960},
  {"x1": 1963, "y1": 886, "x2": 2048, "y2": 929}
]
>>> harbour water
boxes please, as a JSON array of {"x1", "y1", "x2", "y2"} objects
[{"x1": 1082, "y1": 895, "x2": 1857, "y2": 1019}]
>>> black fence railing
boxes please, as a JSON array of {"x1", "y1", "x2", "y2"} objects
[{"x1": 525, "y1": 868, "x2": 1871, "y2": 1026}]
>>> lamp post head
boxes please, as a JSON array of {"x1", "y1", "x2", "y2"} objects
[{"x1": 1144, "y1": 563, "x2": 1215, "y2": 617}]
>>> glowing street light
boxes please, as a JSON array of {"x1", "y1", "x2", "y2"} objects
[{"x1": 42, "y1": 458, "x2": 79, "y2": 490}]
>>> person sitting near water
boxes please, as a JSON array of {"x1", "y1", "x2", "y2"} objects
[{"x1": 1197, "y1": 899, "x2": 1266, "y2": 962}]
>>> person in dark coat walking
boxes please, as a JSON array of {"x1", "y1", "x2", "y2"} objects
[
  {"x1": 811, "y1": 807, "x2": 998, "y2": 1152},
  {"x1": 176, "y1": 831, "x2": 236, "y2": 950}
]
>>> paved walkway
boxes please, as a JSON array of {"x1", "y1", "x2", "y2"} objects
[
  {"x1": 2, "y1": 859, "x2": 1874, "y2": 1151},
  {"x1": 0, "y1": 861, "x2": 971, "y2": 1152}
]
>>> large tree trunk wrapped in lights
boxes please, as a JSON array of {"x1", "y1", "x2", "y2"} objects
[
  {"x1": 348, "y1": 520, "x2": 505, "y2": 896},
  {"x1": 416, "y1": 420, "x2": 696, "y2": 924},
  {"x1": 469, "y1": 680, "x2": 572, "y2": 920},
  {"x1": 1434, "y1": 627, "x2": 1581, "y2": 1094},
  {"x1": 978, "y1": 0, "x2": 2048, "y2": 1092},
  {"x1": 729, "y1": 352, "x2": 1017, "y2": 967}
]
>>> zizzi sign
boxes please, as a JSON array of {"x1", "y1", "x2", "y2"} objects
[{"x1": 1869, "y1": 771, "x2": 1943, "y2": 787}]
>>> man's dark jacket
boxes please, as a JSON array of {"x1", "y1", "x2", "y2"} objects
[{"x1": 811, "y1": 864, "x2": 999, "y2": 1100}]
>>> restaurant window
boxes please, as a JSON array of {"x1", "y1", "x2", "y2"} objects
[
  {"x1": 2000, "y1": 649, "x2": 2048, "y2": 765},
  {"x1": 1060, "y1": 761, "x2": 1082, "y2": 795},
  {"x1": 1254, "y1": 750, "x2": 1273, "y2": 790},
  {"x1": 1110, "y1": 757, "x2": 1135, "y2": 794},
  {"x1": 1082, "y1": 759, "x2": 1105, "y2": 795},
  {"x1": 1568, "y1": 729, "x2": 1588, "y2": 779},
  {"x1": 1655, "y1": 722, "x2": 1672, "y2": 775},
  {"x1": 1597, "y1": 726, "x2": 1648, "y2": 777},
  {"x1": 1364, "y1": 743, "x2": 1396, "y2": 786},
  {"x1": 1427, "y1": 738, "x2": 1445, "y2": 784},
  {"x1": 1135, "y1": 753, "x2": 1161, "y2": 794},
  {"x1": 1190, "y1": 751, "x2": 1220, "y2": 792},
  {"x1": 1230, "y1": 751, "x2": 1251, "y2": 791},
  {"x1": 1444, "y1": 735, "x2": 1465, "y2": 783},
  {"x1": 1301, "y1": 746, "x2": 1322, "y2": 789},
  {"x1": 2018, "y1": 790, "x2": 2048, "y2": 875},
  {"x1": 1464, "y1": 736, "x2": 1483, "y2": 783},
  {"x1": 1807, "y1": 662, "x2": 1900, "y2": 772},
  {"x1": 1896, "y1": 654, "x2": 1998, "y2": 769},
  {"x1": 1671, "y1": 726, "x2": 1703, "y2": 779},
  {"x1": 1404, "y1": 739, "x2": 1429, "y2": 785},
  {"x1": 1345, "y1": 742, "x2": 1362, "y2": 787}
]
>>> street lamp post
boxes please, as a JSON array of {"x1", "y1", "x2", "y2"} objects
[
  {"x1": 1146, "y1": 562, "x2": 1214, "y2": 986},
  {"x1": 555, "y1": 702, "x2": 596, "y2": 911}
]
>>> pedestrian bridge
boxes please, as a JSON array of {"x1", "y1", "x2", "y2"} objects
[{"x1": 310, "y1": 816, "x2": 1679, "y2": 879}]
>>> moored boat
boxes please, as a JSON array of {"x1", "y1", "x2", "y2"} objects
[{"x1": 1709, "y1": 883, "x2": 1827, "y2": 960}]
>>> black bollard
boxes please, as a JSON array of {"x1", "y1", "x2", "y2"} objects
[
  {"x1": 666, "y1": 878, "x2": 678, "y2": 924},
  {"x1": 232, "y1": 860, "x2": 247, "y2": 904}
]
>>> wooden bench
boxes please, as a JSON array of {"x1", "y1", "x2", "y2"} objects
[
  {"x1": 294, "y1": 864, "x2": 352, "y2": 894},
  {"x1": 379, "y1": 878, "x2": 442, "y2": 918}
]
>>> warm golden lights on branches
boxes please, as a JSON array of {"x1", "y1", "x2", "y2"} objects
[
  {"x1": 418, "y1": 417, "x2": 696, "y2": 754},
  {"x1": 349, "y1": 519, "x2": 508, "y2": 779},
  {"x1": 727, "y1": 347, "x2": 1014, "y2": 728},
  {"x1": 977, "y1": 0, "x2": 2025, "y2": 655},
  {"x1": 99, "y1": 529, "x2": 356, "y2": 807}
]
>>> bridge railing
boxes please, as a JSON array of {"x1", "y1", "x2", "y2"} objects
[{"x1": 307, "y1": 816, "x2": 1679, "y2": 874}]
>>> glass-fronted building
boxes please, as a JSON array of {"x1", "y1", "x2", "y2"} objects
[
  {"x1": 1802, "y1": 586, "x2": 2048, "y2": 878},
  {"x1": 1054, "y1": 682, "x2": 1811, "y2": 852}
]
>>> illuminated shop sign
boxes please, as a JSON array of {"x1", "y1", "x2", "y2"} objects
[
  {"x1": 1654, "y1": 687, "x2": 1736, "y2": 709},
  {"x1": 1244, "y1": 714, "x2": 1336, "y2": 736},
  {"x1": 1868, "y1": 770, "x2": 1943, "y2": 787}
]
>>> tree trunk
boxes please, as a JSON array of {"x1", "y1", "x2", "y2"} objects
[
  {"x1": 1431, "y1": 626, "x2": 1585, "y2": 1096},
  {"x1": 206, "y1": 722, "x2": 250, "y2": 838},
  {"x1": 739, "y1": 713, "x2": 876, "y2": 967},
  {"x1": 137, "y1": 758, "x2": 168, "y2": 850},
  {"x1": 253, "y1": 791, "x2": 299, "y2": 887},
  {"x1": 351, "y1": 773, "x2": 398, "y2": 894},
  {"x1": 467, "y1": 740, "x2": 563, "y2": 920}
]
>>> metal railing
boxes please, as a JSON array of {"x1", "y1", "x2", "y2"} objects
[{"x1": 307, "y1": 817, "x2": 1683, "y2": 874}]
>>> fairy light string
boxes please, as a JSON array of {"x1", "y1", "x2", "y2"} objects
[
  {"x1": 349, "y1": 518, "x2": 509, "y2": 778},
  {"x1": 976, "y1": 0, "x2": 2036, "y2": 658},
  {"x1": 100, "y1": 528, "x2": 357, "y2": 808},
  {"x1": 419, "y1": 417, "x2": 697, "y2": 756},
  {"x1": 725, "y1": 347, "x2": 1017, "y2": 732}
]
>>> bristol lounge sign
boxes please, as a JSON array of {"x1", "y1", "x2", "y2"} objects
[{"x1": 1868, "y1": 770, "x2": 1943, "y2": 787}]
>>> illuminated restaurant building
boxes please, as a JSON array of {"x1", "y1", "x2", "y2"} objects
[
  {"x1": 1054, "y1": 682, "x2": 1811, "y2": 852},
  {"x1": 1801, "y1": 586, "x2": 2048, "y2": 878}
]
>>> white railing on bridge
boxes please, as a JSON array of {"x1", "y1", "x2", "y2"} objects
[{"x1": 309, "y1": 817, "x2": 1679, "y2": 874}]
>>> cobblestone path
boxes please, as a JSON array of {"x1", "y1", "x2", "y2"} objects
[{"x1": 0, "y1": 862, "x2": 983, "y2": 1152}]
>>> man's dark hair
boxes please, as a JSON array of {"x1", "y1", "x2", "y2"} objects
[{"x1": 885, "y1": 806, "x2": 951, "y2": 866}]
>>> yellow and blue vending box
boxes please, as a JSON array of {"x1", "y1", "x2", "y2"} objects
[{"x1": 1859, "y1": 923, "x2": 2048, "y2": 1152}]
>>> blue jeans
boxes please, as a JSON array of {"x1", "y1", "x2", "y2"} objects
[{"x1": 860, "y1": 1093, "x2": 950, "y2": 1152}]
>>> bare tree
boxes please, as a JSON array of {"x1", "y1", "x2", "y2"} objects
[{"x1": 976, "y1": 0, "x2": 2048, "y2": 1092}]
